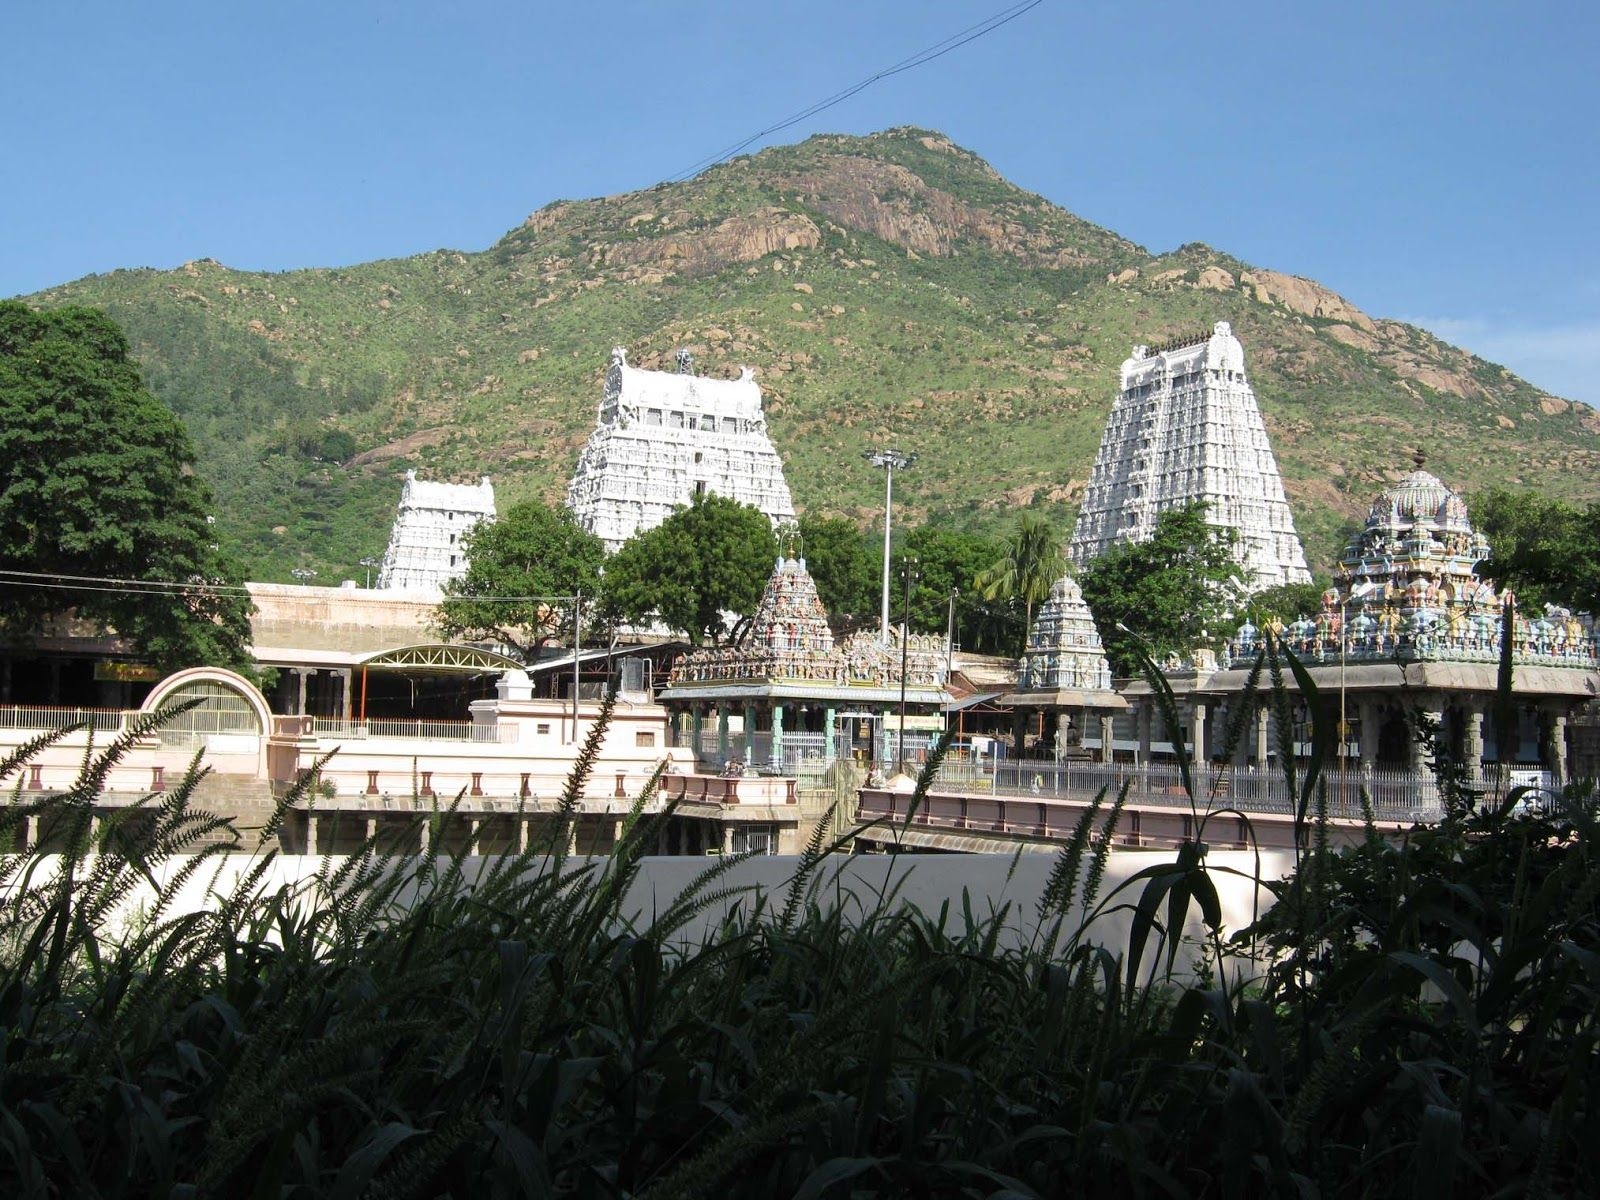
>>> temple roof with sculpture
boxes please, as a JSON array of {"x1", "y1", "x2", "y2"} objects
[
  {"x1": 1228, "y1": 454, "x2": 1598, "y2": 672},
  {"x1": 1000, "y1": 572, "x2": 1125, "y2": 708},
  {"x1": 659, "y1": 555, "x2": 951, "y2": 703}
]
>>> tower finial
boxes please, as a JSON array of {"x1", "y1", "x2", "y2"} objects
[{"x1": 1412, "y1": 447, "x2": 1427, "y2": 470}]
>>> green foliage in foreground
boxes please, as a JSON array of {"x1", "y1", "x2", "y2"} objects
[{"x1": 1, "y1": 647, "x2": 1598, "y2": 1195}]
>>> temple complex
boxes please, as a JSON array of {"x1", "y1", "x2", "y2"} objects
[
  {"x1": 1068, "y1": 321, "x2": 1310, "y2": 591},
  {"x1": 997, "y1": 572, "x2": 1126, "y2": 759},
  {"x1": 566, "y1": 347, "x2": 796, "y2": 552},
  {"x1": 376, "y1": 471, "x2": 496, "y2": 593}
]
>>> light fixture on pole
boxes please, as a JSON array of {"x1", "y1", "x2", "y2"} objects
[
  {"x1": 360, "y1": 557, "x2": 379, "y2": 588},
  {"x1": 945, "y1": 587, "x2": 959, "y2": 677},
  {"x1": 897, "y1": 555, "x2": 919, "y2": 776},
  {"x1": 862, "y1": 448, "x2": 916, "y2": 646},
  {"x1": 290, "y1": 567, "x2": 317, "y2": 585}
]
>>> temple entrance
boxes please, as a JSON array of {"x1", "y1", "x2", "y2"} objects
[
  {"x1": 834, "y1": 712, "x2": 881, "y2": 767},
  {"x1": 1376, "y1": 710, "x2": 1410, "y2": 767}
]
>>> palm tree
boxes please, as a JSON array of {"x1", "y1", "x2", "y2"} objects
[{"x1": 974, "y1": 513, "x2": 1065, "y2": 649}]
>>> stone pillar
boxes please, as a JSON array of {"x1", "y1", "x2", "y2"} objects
[
  {"x1": 517, "y1": 817, "x2": 529, "y2": 855},
  {"x1": 1463, "y1": 703, "x2": 1485, "y2": 779},
  {"x1": 1549, "y1": 711, "x2": 1569, "y2": 783},
  {"x1": 1099, "y1": 714, "x2": 1116, "y2": 764},
  {"x1": 1411, "y1": 706, "x2": 1442, "y2": 775},
  {"x1": 1137, "y1": 703, "x2": 1153, "y2": 764},
  {"x1": 307, "y1": 813, "x2": 320, "y2": 855},
  {"x1": 365, "y1": 816, "x2": 376, "y2": 847},
  {"x1": 418, "y1": 817, "x2": 431, "y2": 856},
  {"x1": 716, "y1": 706, "x2": 729, "y2": 762},
  {"x1": 295, "y1": 668, "x2": 310, "y2": 717},
  {"x1": 771, "y1": 702, "x2": 785, "y2": 770},
  {"x1": 469, "y1": 818, "x2": 482, "y2": 858},
  {"x1": 690, "y1": 704, "x2": 704, "y2": 759},
  {"x1": 744, "y1": 703, "x2": 759, "y2": 764},
  {"x1": 340, "y1": 669, "x2": 354, "y2": 721},
  {"x1": 824, "y1": 705, "x2": 837, "y2": 762},
  {"x1": 1358, "y1": 700, "x2": 1379, "y2": 768},
  {"x1": 1252, "y1": 705, "x2": 1269, "y2": 766},
  {"x1": 1190, "y1": 702, "x2": 1207, "y2": 764}
]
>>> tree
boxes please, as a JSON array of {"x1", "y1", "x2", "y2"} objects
[
  {"x1": 1079, "y1": 502, "x2": 1245, "y2": 676},
  {"x1": 796, "y1": 513, "x2": 877, "y2": 631},
  {"x1": 903, "y1": 525, "x2": 1020, "y2": 654},
  {"x1": 1472, "y1": 487, "x2": 1600, "y2": 614},
  {"x1": 435, "y1": 500, "x2": 605, "y2": 661},
  {"x1": 604, "y1": 492, "x2": 777, "y2": 645},
  {"x1": 974, "y1": 513, "x2": 1065, "y2": 653},
  {"x1": 1246, "y1": 579, "x2": 1330, "y2": 627},
  {"x1": 0, "y1": 302, "x2": 254, "y2": 672}
]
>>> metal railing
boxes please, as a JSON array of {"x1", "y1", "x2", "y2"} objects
[
  {"x1": 930, "y1": 759, "x2": 1447, "y2": 823},
  {"x1": 0, "y1": 705, "x2": 130, "y2": 733},
  {"x1": 309, "y1": 717, "x2": 506, "y2": 743}
]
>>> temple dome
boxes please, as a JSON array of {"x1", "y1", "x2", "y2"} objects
[
  {"x1": 745, "y1": 556, "x2": 834, "y2": 655},
  {"x1": 1018, "y1": 571, "x2": 1113, "y2": 692},
  {"x1": 1366, "y1": 465, "x2": 1472, "y2": 537}
]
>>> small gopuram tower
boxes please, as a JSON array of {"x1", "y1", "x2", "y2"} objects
[
  {"x1": 1068, "y1": 321, "x2": 1310, "y2": 592},
  {"x1": 376, "y1": 471, "x2": 496, "y2": 593},
  {"x1": 658, "y1": 554, "x2": 951, "y2": 775},
  {"x1": 566, "y1": 347, "x2": 796, "y2": 552},
  {"x1": 998, "y1": 572, "x2": 1126, "y2": 761}
]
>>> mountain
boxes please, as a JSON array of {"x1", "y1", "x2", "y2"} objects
[{"x1": 24, "y1": 127, "x2": 1600, "y2": 581}]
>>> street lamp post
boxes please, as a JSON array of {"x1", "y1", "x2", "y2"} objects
[
  {"x1": 360, "y1": 557, "x2": 379, "y2": 588},
  {"x1": 862, "y1": 448, "x2": 916, "y2": 645},
  {"x1": 945, "y1": 587, "x2": 959, "y2": 677},
  {"x1": 897, "y1": 556, "x2": 919, "y2": 775},
  {"x1": 291, "y1": 568, "x2": 317, "y2": 585}
]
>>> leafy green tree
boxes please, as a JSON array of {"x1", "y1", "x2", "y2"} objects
[
  {"x1": 1079, "y1": 502, "x2": 1245, "y2": 675},
  {"x1": 1246, "y1": 579, "x2": 1330, "y2": 626},
  {"x1": 1472, "y1": 487, "x2": 1600, "y2": 613},
  {"x1": 604, "y1": 493, "x2": 777, "y2": 645},
  {"x1": 796, "y1": 513, "x2": 877, "y2": 630},
  {"x1": 973, "y1": 512, "x2": 1065, "y2": 653},
  {"x1": 903, "y1": 525, "x2": 1020, "y2": 654},
  {"x1": 435, "y1": 500, "x2": 605, "y2": 661},
  {"x1": 0, "y1": 302, "x2": 254, "y2": 672}
]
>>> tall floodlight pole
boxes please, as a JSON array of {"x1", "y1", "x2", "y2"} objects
[
  {"x1": 862, "y1": 448, "x2": 916, "y2": 644},
  {"x1": 898, "y1": 556, "x2": 919, "y2": 775},
  {"x1": 360, "y1": 557, "x2": 379, "y2": 589}
]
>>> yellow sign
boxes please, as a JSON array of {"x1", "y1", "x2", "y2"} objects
[{"x1": 93, "y1": 661, "x2": 161, "y2": 683}]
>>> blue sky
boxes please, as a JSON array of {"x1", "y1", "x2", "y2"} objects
[{"x1": 4, "y1": 1, "x2": 1596, "y2": 403}]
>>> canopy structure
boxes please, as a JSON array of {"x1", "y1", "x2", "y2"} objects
[{"x1": 357, "y1": 643, "x2": 524, "y2": 675}]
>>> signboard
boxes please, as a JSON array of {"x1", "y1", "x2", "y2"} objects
[{"x1": 94, "y1": 661, "x2": 161, "y2": 683}]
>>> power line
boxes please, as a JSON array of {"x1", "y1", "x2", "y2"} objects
[
  {"x1": 670, "y1": 0, "x2": 1045, "y2": 182},
  {"x1": 0, "y1": 570, "x2": 579, "y2": 606}
]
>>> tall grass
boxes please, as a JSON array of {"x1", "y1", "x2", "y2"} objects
[{"x1": 0, "y1": 650, "x2": 1595, "y2": 1197}]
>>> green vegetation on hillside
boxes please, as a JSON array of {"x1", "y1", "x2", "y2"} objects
[{"x1": 24, "y1": 128, "x2": 1600, "y2": 582}]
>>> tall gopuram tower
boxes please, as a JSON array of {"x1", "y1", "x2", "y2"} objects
[
  {"x1": 566, "y1": 347, "x2": 796, "y2": 553},
  {"x1": 376, "y1": 471, "x2": 496, "y2": 593},
  {"x1": 1067, "y1": 321, "x2": 1310, "y2": 592}
]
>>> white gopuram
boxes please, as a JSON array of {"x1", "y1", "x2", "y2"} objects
[
  {"x1": 566, "y1": 348, "x2": 796, "y2": 553},
  {"x1": 1017, "y1": 574, "x2": 1114, "y2": 694},
  {"x1": 376, "y1": 471, "x2": 497, "y2": 593},
  {"x1": 1067, "y1": 321, "x2": 1310, "y2": 592}
]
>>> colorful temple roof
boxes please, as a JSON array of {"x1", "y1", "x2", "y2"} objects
[
  {"x1": 1017, "y1": 574, "x2": 1115, "y2": 693},
  {"x1": 1229, "y1": 455, "x2": 1597, "y2": 670}
]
